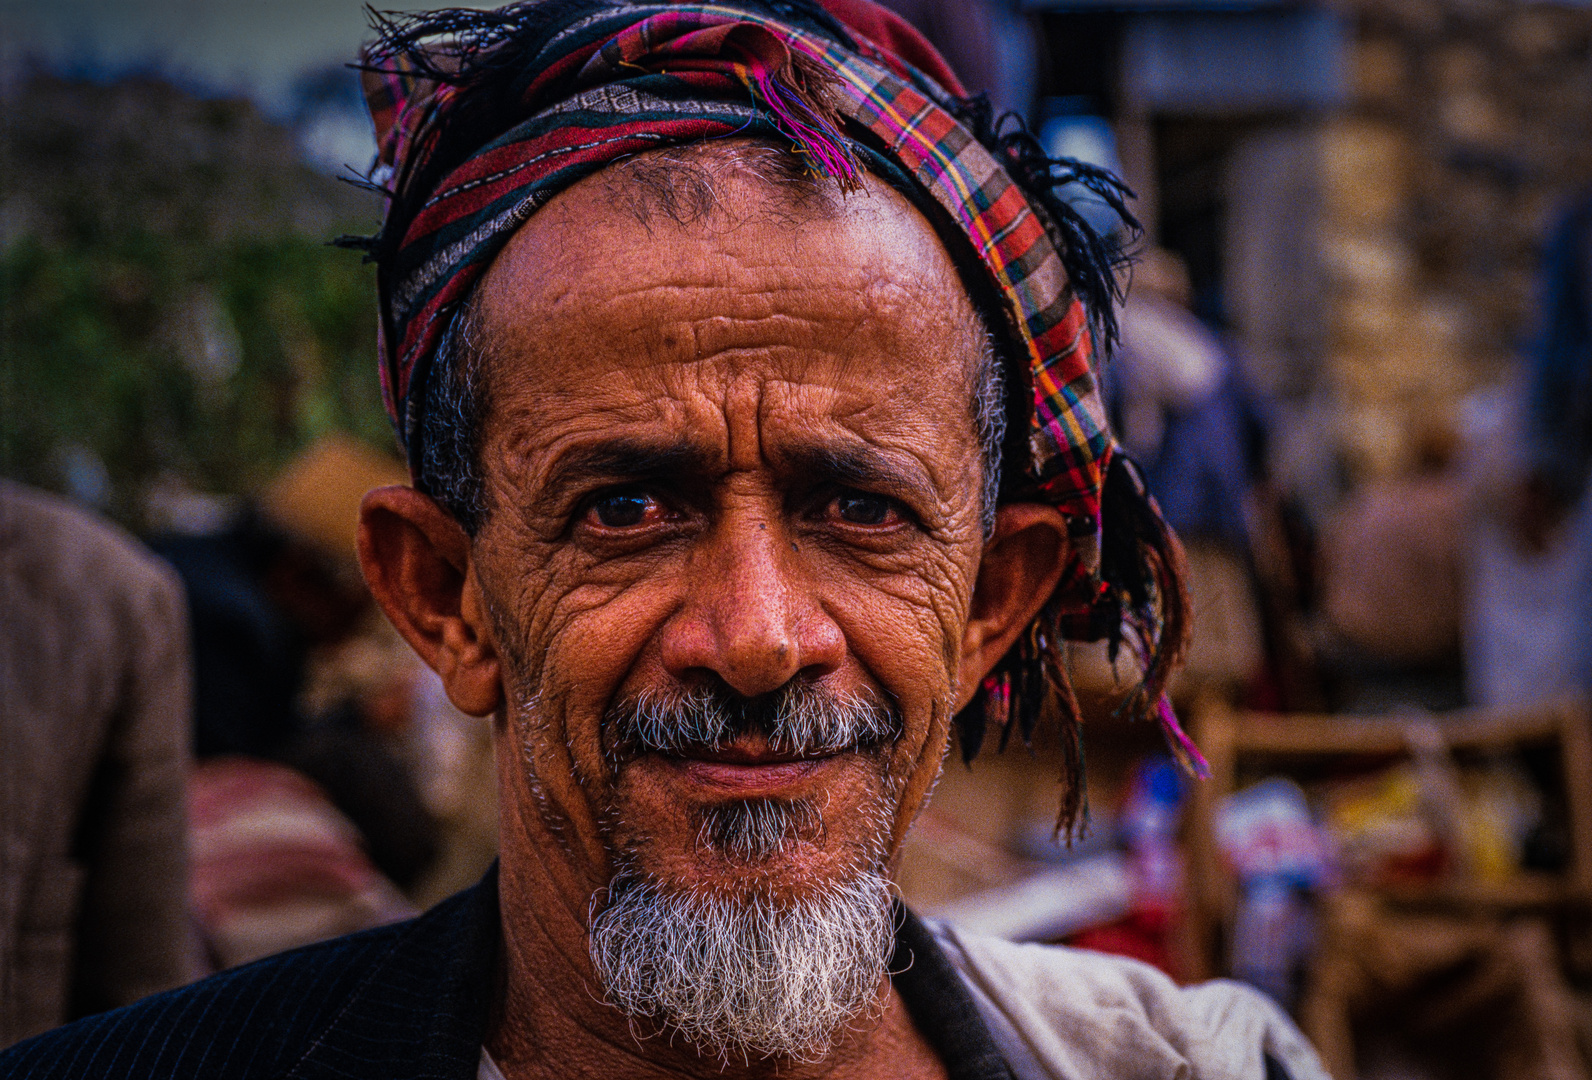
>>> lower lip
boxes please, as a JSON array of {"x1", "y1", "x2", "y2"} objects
[{"x1": 674, "y1": 757, "x2": 826, "y2": 793}]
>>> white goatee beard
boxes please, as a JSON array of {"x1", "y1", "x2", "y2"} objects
[{"x1": 587, "y1": 867, "x2": 895, "y2": 1063}]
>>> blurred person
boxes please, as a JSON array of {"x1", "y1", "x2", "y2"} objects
[
  {"x1": 148, "y1": 437, "x2": 395, "y2": 763},
  {"x1": 261, "y1": 439, "x2": 444, "y2": 894},
  {"x1": 1106, "y1": 249, "x2": 1267, "y2": 695},
  {"x1": 149, "y1": 438, "x2": 442, "y2": 893},
  {"x1": 0, "y1": 481, "x2": 199, "y2": 1047},
  {"x1": 1520, "y1": 190, "x2": 1592, "y2": 561},
  {"x1": 1516, "y1": 190, "x2": 1592, "y2": 696},
  {"x1": 1316, "y1": 425, "x2": 1466, "y2": 711},
  {"x1": 1465, "y1": 191, "x2": 1592, "y2": 707},
  {"x1": 1, "y1": 3, "x2": 1327, "y2": 1079},
  {"x1": 147, "y1": 440, "x2": 439, "y2": 970},
  {"x1": 149, "y1": 508, "x2": 332, "y2": 761}
]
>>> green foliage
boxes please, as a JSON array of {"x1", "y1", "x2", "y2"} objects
[
  {"x1": 0, "y1": 229, "x2": 389, "y2": 528},
  {"x1": 0, "y1": 73, "x2": 392, "y2": 529}
]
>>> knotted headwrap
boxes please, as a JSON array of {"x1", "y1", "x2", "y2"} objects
[{"x1": 350, "y1": 0, "x2": 1204, "y2": 830}]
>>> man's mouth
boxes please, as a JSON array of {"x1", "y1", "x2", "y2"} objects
[{"x1": 664, "y1": 739, "x2": 842, "y2": 795}]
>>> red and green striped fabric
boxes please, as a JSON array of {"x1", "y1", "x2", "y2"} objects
[{"x1": 367, "y1": 2, "x2": 1110, "y2": 548}]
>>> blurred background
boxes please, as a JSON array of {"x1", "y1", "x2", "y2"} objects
[{"x1": 1, "y1": 0, "x2": 1590, "y2": 1077}]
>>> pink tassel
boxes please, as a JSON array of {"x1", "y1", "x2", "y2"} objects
[
  {"x1": 1156, "y1": 695, "x2": 1209, "y2": 779},
  {"x1": 750, "y1": 69, "x2": 858, "y2": 184},
  {"x1": 982, "y1": 671, "x2": 1011, "y2": 735}
]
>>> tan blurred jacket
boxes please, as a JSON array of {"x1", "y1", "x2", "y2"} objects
[{"x1": 0, "y1": 481, "x2": 197, "y2": 1047}]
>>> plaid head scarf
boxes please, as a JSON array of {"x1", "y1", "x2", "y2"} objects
[{"x1": 350, "y1": 0, "x2": 1204, "y2": 828}]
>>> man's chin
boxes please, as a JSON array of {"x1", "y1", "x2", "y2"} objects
[
  {"x1": 587, "y1": 863, "x2": 896, "y2": 1063},
  {"x1": 619, "y1": 837, "x2": 851, "y2": 909},
  {"x1": 649, "y1": 855, "x2": 839, "y2": 910},
  {"x1": 608, "y1": 788, "x2": 892, "y2": 906},
  {"x1": 609, "y1": 749, "x2": 895, "y2": 879}
]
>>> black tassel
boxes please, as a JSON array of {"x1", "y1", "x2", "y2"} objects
[
  {"x1": 1015, "y1": 635, "x2": 1045, "y2": 749},
  {"x1": 1098, "y1": 452, "x2": 1192, "y2": 731},
  {"x1": 1041, "y1": 625, "x2": 1087, "y2": 839},
  {"x1": 956, "y1": 691, "x2": 986, "y2": 767}
]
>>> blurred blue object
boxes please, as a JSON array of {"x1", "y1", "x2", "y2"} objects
[
  {"x1": 1037, "y1": 104, "x2": 1130, "y2": 240},
  {"x1": 1217, "y1": 777, "x2": 1332, "y2": 1006},
  {"x1": 1120, "y1": 756, "x2": 1185, "y2": 849},
  {"x1": 1525, "y1": 193, "x2": 1592, "y2": 504},
  {"x1": 1120, "y1": 757, "x2": 1187, "y2": 912},
  {"x1": 1024, "y1": 4, "x2": 1346, "y2": 116}
]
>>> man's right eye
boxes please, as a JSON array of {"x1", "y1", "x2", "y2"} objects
[{"x1": 587, "y1": 492, "x2": 664, "y2": 529}]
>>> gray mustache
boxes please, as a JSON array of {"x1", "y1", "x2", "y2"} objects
[{"x1": 604, "y1": 681, "x2": 900, "y2": 761}]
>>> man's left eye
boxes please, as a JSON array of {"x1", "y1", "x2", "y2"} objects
[
  {"x1": 587, "y1": 492, "x2": 665, "y2": 528},
  {"x1": 833, "y1": 491, "x2": 898, "y2": 526}
]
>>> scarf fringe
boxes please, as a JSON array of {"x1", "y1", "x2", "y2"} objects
[
  {"x1": 956, "y1": 452, "x2": 1201, "y2": 836},
  {"x1": 1100, "y1": 453, "x2": 1205, "y2": 776}
]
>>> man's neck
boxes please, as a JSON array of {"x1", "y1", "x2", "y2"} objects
[{"x1": 484, "y1": 837, "x2": 949, "y2": 1080}]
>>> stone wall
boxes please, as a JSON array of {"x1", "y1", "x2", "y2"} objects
[{"x1": 1321, "y1": 0, "x2": 1592, "y2": 479}]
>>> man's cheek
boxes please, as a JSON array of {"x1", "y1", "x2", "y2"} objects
[
  {"x1": 531, "y1": 575, "x2": 683, "y2": 782},
  {"x1": 825, "y1": 622, "x2": 955, "y2": 843},
  {"x1": 492, "y1": 576, "x2": 671, "y2": 879},
  {"x1": 828, "y1": 570, "x2": 971, "y2": 723}
]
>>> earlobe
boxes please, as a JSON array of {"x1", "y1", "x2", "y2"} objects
[
  {"x1": 358, "y1": 486, "x2": 504, "y2": 717},
  {"x1": 955, "y1": 503, "x2": 1071, "y2": 709}
]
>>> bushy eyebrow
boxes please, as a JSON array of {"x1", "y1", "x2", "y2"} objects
[
  {"x1": 540, "y1": 438, "x2": 721, "y2": 499},
  {"x1": 780, "y1": 444, "x2": 925, "y2": 493}
]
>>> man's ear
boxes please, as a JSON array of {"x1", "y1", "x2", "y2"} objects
[
  {"x1": 358, "y1": 485, "x2": 503, "y2": 717},
  {"x1": 955, "y1": 503, "x2": 1071, "y2": 709}
]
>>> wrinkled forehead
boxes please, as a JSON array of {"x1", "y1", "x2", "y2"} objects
[{"x1": 469, "y1": 159, "x2": 988, "y2": 405}]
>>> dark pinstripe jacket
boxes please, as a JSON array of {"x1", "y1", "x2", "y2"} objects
[
  {"x1": 0, "y1": 871, "x2": 499, "y2": 1079},
  {"x1": 2, "y1": 861, "x2": 1309, "y2": 1080}
]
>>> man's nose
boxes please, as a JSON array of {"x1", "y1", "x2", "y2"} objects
[{"x1": 659, "y1": 514, "x2": 844, "y2": 697}]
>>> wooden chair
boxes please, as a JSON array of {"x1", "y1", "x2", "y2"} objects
[{"x1": 1185, "y1": 696, "x2": 1592, "y2": 1079}]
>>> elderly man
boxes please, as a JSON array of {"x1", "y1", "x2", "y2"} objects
[{"x1": 1, "y1": 2, "x2": 1327, "y2": 1077}]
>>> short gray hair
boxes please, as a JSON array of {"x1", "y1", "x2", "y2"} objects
[{"x1": 416, "y1": 306, "x2": 489, "y2": 534}]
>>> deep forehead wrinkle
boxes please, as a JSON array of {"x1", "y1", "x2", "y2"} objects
[{"x1": 568, "y1": 281, "x2": 889, "y2": 365}]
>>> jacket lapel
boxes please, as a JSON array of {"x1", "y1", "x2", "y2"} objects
[{"x1": 287, "y1": 865, "x2": 500, "y2": 1080}]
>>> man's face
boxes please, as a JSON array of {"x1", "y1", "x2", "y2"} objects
[{"x1": 466, "y1": 162, "x2": 992, "y2": 909}]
